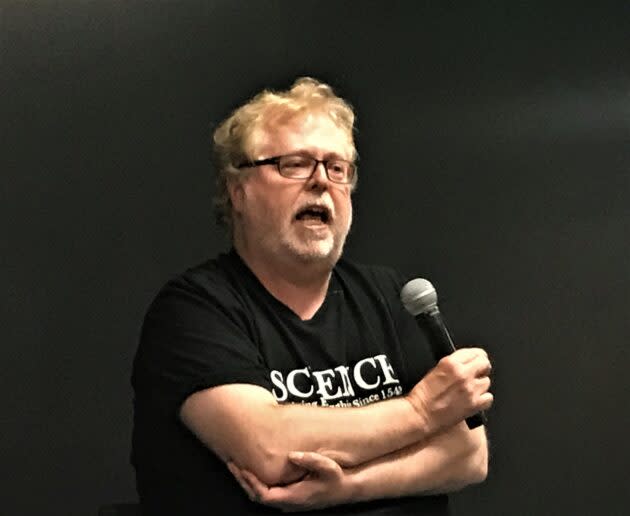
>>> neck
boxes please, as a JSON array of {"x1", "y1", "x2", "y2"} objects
[{"x1": 233, "y1": 240, "x2": 333, "y2": 321}]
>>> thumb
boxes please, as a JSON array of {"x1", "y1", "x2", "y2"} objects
[{"x1": 288, "y1": 451, "x2": 341, "y2": 475}]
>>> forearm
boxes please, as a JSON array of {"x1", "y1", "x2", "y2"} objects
[
  {"x1": 348, "y1": 423, "x2": 488, "y2": 501},
  {"x1": 181, "y1": 384, "x2": 431, "y2": 485},
  {"x1": 270, "y1": 396, "x2": 428, "y2": 466},
  {"x1": 227, "y1": 421, "x2": 489, "y2": 512},
  {"x1": 182, "y1": 346, "x2": 493, "y2": 487}
]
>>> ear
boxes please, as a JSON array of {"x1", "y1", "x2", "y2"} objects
[{"x1": 227, "y1": 179, "x2": 245, "y2": 214}]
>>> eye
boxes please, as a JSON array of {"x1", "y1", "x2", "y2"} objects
[
  {"x1": 281, "y1": 155, "x2": 311, "y2": 169},
  {"x1": 327, "y1": 160, "x2": 350, "y2": 180},
  {"x1": 329, "y1": 161, "x2": 345, "y2": 173}
]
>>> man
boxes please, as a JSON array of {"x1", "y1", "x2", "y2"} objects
[{"x1": 131, "y1": 77, "x2": 493, "y2": 515}]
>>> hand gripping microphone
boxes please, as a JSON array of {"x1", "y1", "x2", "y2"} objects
[{"x1": 400, "y1": 278, "x2": 486, "y2": 430}]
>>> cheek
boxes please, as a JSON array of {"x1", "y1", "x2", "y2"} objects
[
  {"x1": 247, "y1": 187, "x2": 295, "y2": 225},
  {"x1": 336, "y1": 191, "x2": 352, "y2": 218}
]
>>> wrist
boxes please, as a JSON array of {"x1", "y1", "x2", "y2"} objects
[
  {"x1": 343, "y1": 466, "x2": 366, "y2": 503},
  {"x1": 403, "y1": 392, "x2": 433, "y2": 439}
]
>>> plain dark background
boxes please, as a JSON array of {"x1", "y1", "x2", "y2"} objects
[{"x1": 3, "y1": 2, "x2": 629, "y2": 515}]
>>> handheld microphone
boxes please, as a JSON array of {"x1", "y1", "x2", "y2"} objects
[{"x1": 400, "y1": 278, "x2": 486, "y2": 430}]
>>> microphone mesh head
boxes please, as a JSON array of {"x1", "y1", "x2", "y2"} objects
[{"x1": 400, "y1": 278, "x2": 438, "y2": 316}]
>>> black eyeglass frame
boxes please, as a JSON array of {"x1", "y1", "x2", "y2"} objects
[{"x1": 236, "y1": 154, "x2": 357, "y2": 185}]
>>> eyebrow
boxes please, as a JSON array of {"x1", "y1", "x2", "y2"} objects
[{"x1": 287, "y1": 149, "x2": 351, "y2": 161}]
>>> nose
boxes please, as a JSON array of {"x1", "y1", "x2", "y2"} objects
[{"x1": 306, "y1": 161, "x2": 329, "y2": 190}]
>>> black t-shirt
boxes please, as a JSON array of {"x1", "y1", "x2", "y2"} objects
[{"x1": 131, "y1": 250, "x2": 449, "y2": 515}]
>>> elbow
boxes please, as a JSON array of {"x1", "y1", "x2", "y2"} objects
[
  {"x1": 236, "y1": 440, "x2": 305, "y2": 486},
  {"x1": 469, "y1": 455, "x2": 488, "y2": 484},
  {"x1": 466, "y1": 441, "x2": 489, "y2": 485},
  {"x1": 462, "y1": 425, "x2": 489, "y2": 486}
]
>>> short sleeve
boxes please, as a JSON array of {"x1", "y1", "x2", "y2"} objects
[{"x1": 131, "y1": 273, "x2": 272, "y2": 419}]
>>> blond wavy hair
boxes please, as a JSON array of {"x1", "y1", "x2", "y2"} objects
[{"x1": 212, "y1": 77, "x2": 357, "y2": 229}]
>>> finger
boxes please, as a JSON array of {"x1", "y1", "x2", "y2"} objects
[
  {"x1": 288, "y1": 451, "x2": 341, "y2": 476},
  {"x1": 241, "y1": 469, "x2": 269, "y2": 500},
  {"x1": 461, "y1": 353, "x2": 492, "y2": 377},
  {"x1": 475, "y1": 358, "x2": 492, "y2": 378},
  {"x1": 451, "y1": 347, "x2": 488, "y2": 364},
  {"x1": 475, "y1": 375, "x2": 491, "y2": 393},
  {"x1": 240, "y1": 471, "x2": 299, "y2": 507},
  {"x1": 479, "y1": 391, "x2": 494, "y2": 410},
  {"x1": 227, "y1": 463, "x2": 257, "y2": 501}
]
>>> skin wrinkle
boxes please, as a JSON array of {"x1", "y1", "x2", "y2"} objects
[{"x1": 229, "y1": 112, "x2": 354, "y2": 319}]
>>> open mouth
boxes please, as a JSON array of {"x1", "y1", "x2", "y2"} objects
[{"x1": 294, "y1": 205, "x2": 331, "y2": 224}]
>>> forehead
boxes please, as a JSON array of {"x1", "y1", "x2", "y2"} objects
[{"x1": 250, "y1": 112, "x2": 354, "y2": 160}]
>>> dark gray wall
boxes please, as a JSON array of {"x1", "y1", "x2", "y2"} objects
[{"x1": 3, "y1": 2, "x2": 629, "y2": 515}]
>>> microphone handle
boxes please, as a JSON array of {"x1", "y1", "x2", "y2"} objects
[{"x1": 418, "y1": 311, "x2": 487, "y2": 430}]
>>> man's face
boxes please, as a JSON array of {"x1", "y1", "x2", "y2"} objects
[{"x1": 230, "y1": 112, "x2": 354, "y2": 270}]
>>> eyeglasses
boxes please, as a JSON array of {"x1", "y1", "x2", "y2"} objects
[{"x1": 236, "y1": 154, "x2": 356, "y2": 184}]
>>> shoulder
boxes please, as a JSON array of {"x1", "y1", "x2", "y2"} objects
[
  {"x1": 144, "y1": 250, "x2": 250, "y2": 326},
  {"x1": 161, "y1": 251, "x2": 239, "y2": 296},
  {"x1": 335, "y1": 257, "x2": 407, "y2": 296}
]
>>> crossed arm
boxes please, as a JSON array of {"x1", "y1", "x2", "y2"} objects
[
  {"x1": 180, "y1": 348, "x2": 492, "y2": 507},
  {"x1": 352, "y1": 423, "x2": 488, "y2": 499},
  {"x1": 180, "y1": 382, "x2": 432, "y2": 484},
  {"x1": 229, "y1": 423, "x2": 487, "y2": 511}
]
